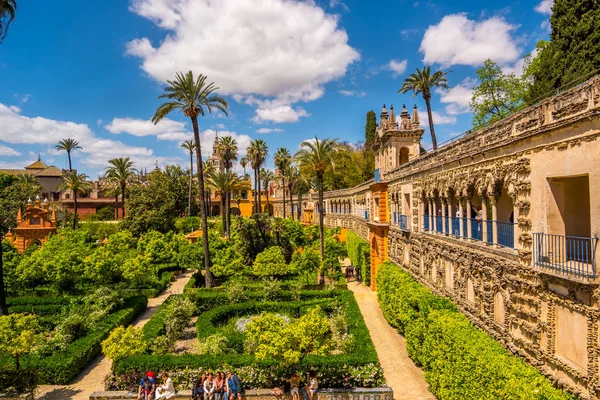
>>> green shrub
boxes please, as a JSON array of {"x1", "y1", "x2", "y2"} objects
[
  {"x1": 197, "y1": 334, "x2": 229, "y2": 356},
  {"x1": 376, "y1": 262, "x2": 572, "y2": 399},
  {"x1": 252, "y1": 246, "x2": 289, "y2": 277},
  {"x1": 102, "y1": 326, "x2": 147, "y2": 364},
  {"x1": 346, "y1": 231, "x2": 370, "y2": 287}
]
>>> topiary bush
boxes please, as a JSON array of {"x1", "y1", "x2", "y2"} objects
[
  {"x1": 376, "y1": 261, "x2": 572, "y2": 400},
  {"x1": 346, "y1": 231, "x2": 370, "y2": 286}
]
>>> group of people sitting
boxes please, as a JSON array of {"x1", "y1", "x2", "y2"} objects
[
  {"x1": 271, "y1": 371, "x2": 319, "y2": 400},
  {"x1": 137, "y1": 370, "x2": 244, "y2": 400},
  {"x1": 137, "y1": 370, "x2": 319, "y2": 400}
]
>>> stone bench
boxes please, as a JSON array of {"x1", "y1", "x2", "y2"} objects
[{"x1": 89, "y1": 387, "x2": 393, "y2": 400}]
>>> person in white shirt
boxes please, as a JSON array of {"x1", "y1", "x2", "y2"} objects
[{"x1": 155, "y1": 372, "x2": 175, "y2": 399}]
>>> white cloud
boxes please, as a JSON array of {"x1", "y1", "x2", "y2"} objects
[
  {"x1": 386, "y1": 59, "x2": 408, "y2": 77},
  {"x1": 253, "y1": 105, "x2": 310, "y2": 124},
  {"x1": 420, "y1": 13, "x2": 520, "y2": 67},
  {"x1": 0, "y1": 144, "x2": 20, "y2": 156},
  {"x1": 437, "y1": 77, "x2": 477, "y2": 115},
  {"x1": 535, "y1": 0, "x2": 553, "y2": 15},
  {"x1": 105, "y1": 117, "x2": 189, "y2": 141},
  {"x1": 216, "y1": 124, "x2": 226, "y2": 130},
  {"x1": 401, "y1": 110, "x2": 457, "y2": 128},
  {"x1": 257, "y1": 128, "x2": 283, "y2": 134},
  {"x1": 126, "y1": 0, "x2": 359, "y2": 123},
  {"x1": 96, "y1": 119, "x2": 103, "y2": 126},
  {"x1": 338, "y1": 90, "x2": 367, "y2": 97},
  {"x1": 0, "y1": 103, "x2": 177, "y2": 172}
]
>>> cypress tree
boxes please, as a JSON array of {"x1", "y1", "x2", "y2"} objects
[
  {"x1": 365, "y1": 110, "x2": 377, "y2": 145},
  {"x1": 529, "y1": 0, "x2": 600, "y2": 100}
]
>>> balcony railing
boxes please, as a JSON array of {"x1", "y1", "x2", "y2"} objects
[
  {"x1": 364, "y1": 211, "x2": 369, "y2": 221},
  {"x1": 451, "y1": 217, "x2": 461, "y2": 237},
  {"x1": 374, "y1": 169, "x2": 381, "y2": 183},
  {"x1": 533, "y1": 233, "x2": 598, "y2": 281},
  {"x1": 423, "y1": 215, "x2": 430, "y2": 231},
  {"x1": 496, "y1": 221, "x2": 515, "y2": 248},
  {"x1": 469, "y1": 218, "x2": 483, "y2": 241},
  {"x1": 399, "y1": 214, "x2": 409, "y2": 231},
  {"x1": 435, "y1": 216, "x2": 443, "y2": 233}
]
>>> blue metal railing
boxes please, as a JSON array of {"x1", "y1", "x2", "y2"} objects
[
  {"x1": 451, "y1": 217, "x2": 461, "y2": 237},
  {"x1": 534, "y1": 233, "x2": 598, "y2": 280},
  {"x1": 374, "y1": 169, "x2": 381, "y2": 183},
  {"x1": 393, "y1": 212, "x2": 397, "y2": 224},
  {"x1": 496, "y1": 221, "x2": 515, "y2": 248},
  {"x1": 399, "y1": 214, "x2": 408, "y2": 231},
  {"x1": 365, "y1": 211, "x2": 369, "y2": 221},
  {"x1": 444, "y1": 216, "x2": 450, "y2": 235},
  {"x1": 423, "y1": 215, "x2": 430, "y2": 231},
  {"x1": 469, "y1": 218, "x2": 483, "y2": 241},
  {"x1": 435, "y1": 216, "x2": 443, "y2": 233},
  {"x1": 486, "y1": 220, "x2": 493, "y2": 243}
]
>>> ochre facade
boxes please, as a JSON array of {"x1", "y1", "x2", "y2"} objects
[
  {"x1": 6, "y1": 197, "x2": 57, "y2": 253},
  {"x1": 275, "y1": 76, "x2": 600, "y2": 399}
]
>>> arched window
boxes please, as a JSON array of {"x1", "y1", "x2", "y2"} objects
[{"x1": 399, "y1": 147, "x2": 410, "y2": 165}]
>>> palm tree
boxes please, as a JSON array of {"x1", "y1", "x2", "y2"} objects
[
  {"x1": 55, "y1": 138, "x2": 82, "y2": 171},
  {"x1": 0, "y1": 0, "x2": 16, "y2": 43},
  {"x1": 151, "y1": 71, "x2": 228, "y2": 288},
  {"x1": 261, "y1": 168, "x2": 275, "y2": 216},
  {"x1": 247, "y1": 139, "x2": 269, "y2": 214},
  {"x1": 217, "y1": 136, "x2": 238, "y2": 231},
  {"x1": 285, "y1": 164, "x2": 299, "y2": 220},
  {"x1": 58, "y1": 171, "x2": 92, "y2": 229},
  {"x1": 295, "y1": 136, "x2": 339, "y2": 259},
  {"x1": 274, "y1": 147, "x2": 291, "y2": 218},
  {"x1": 181, "y1": 139, "x2": 196, "y2": 217},
  {"x1": 240, "y1": 156, "x2": 249, "y2": 178},
  {"x1": 203, "y1": 160, "x2": 216, "y2": 217},
  {"x1": 207, "y1": 170, "x2": 248, "y2": 237},
  {"x1": 399, "y1": 66, "x2": 450, "y2": 150},
  {"x1": 104, "y1": 157, "x2": 137, "y2": 219}
]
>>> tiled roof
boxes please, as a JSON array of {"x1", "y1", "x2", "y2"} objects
[
  {"x1": 35, "y1": 166, "x2": 63, "y2": 177},
  {"x1": 25, "y1": 160, "x2": 48, "y2": 170}
]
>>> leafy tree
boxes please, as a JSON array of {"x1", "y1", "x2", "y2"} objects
[
  {"x1": 261, "y1": 168, "x2": 275, "y2": 214},
  {"x1": 105, "y1": 157, "x2": 137, "y2": 219},
  {"x1": 121, "y1": 166, "x2": 190, "y2": 235},
  {"x1": 217, "y1": 135, "x2": 239, "y2": 231},
  {"x1": 181, "y1": 139, "x2": 196, "y2": 218},
  {"x1": 0, "y1": 172, "x2": 41, "y2": 234},
  {"x1": 274, "y1": 147, "x2": 292, "y2": 218},
  {"x1": 152, "y1": 71, "x2": 229, "y2": 288},
  {"x1": 0, "y1": 0, "x2": 16, "y2": 43},
  {"x1": 248, "y1": 139, "x2": 269, "y2": 214},
  {"x1": 197, "y1": 334, "x2": 229, "y2": 355},
  {"x1": 365, "y1": 110, "x2": 377, "y2": 145},
  {"x1": 469, "y1": 59, "x2": 526, "y2": 129},
  {"x1": 295, "y1": 137, "x2": 339, "y2": 259},
  {"x1": 399, "y1": 66, "x2": 450, "y2": 150},
  {"x1": 232, "y1": 213, "x2": 272, "y2": 264},
  {"x1": 207, "y1": 170, "x2": 249, "y2": 237},
  {"x1": 55, "y1": 138, "x2": 82, "y2": 171},
  {"x1": 0, "y1": 314, "x2": 39, "y2": 369},
  {"x1": 58, "y1": 171, "x2": 93, "y2": 229},
  {"x1": 252, "y1": 246, "x2": 289, "y2": 277},
  {"x1": 121, "y1": 254, "x2": 157, "y2": 289},
  {"x1": 321, "y1": 237, "x2": 347, "y2": 279},
  {"x1": 102, "y1": 326, "x2": 146, "y2": 366},
  {"x1": 290, "y1": 248, "x2": 321, "y2": 281},
  {"x1": 1, "y1": 239, "x2": 20, "y2": 298},
  {"x1": 528, "y1": 0, "x2": 600, "y2": 99},
  {"x1": 163, "y1": 296, "x2": 196, "y2": 346}
]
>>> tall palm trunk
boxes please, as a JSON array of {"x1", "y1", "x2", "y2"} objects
[
  {"x1": 282, "y1": 177, "x2": 287, "y2": 218},
  {"x1": 114, "y1": 194, "x2": 118, "y2": 219},
  {"x1": 425, "y1": 96, "x2": 438, "y2": 150},
  {"x1": 0, "y1": 235, "x2": 8, "y2": 316},
  {"x1": 257, "y1": 168, "x2": 262, "y2": 213},
  {"x1": 317, "y1": 177, "x2": 324, "y2": 259},
  {"x1": 73, "y1": 191, "x2": 78, "y2": 230},
  {"x1": 67, "y1": 151, "x2": 73, "y2": 172},
  {"x1": 120, "y1": 183, "x2": 126, "y2": 218},
  {"x1": 188, "y1": 153, "x2": 193, "y2": 217},
  {"x1": 191, "y1": 116, "x2": 212, "y2": 288}
]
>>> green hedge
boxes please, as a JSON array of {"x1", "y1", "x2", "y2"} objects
[
  {"x1": 376, "y1": 262, "x2": 572, "y2": 400},
  {"x1": 0, "y1": 296, "x2": 147, "y2": 384},
  {"x1": 122, "y1": 271, "x2": 174, "y2": 298},
  {"x1": 115, "y1": 291, "x2": 383, "y2": 389},
  {"x1": 346, "y1": 231, "x2": 370, "y2": 287},
  {"x1": 7, "y1": 296, "x2": 75, "y2": 306},
  {"x1": 8, "y1": 304, "x2": 65, "y2": 315}
]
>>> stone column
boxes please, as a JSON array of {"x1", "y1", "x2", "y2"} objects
[
  {"x1": 441, "y1": 198, "x2": 447, "y2": 234},
  {"x1": 466, "y1": 197, "x2": 473, "y2": 239},
  {"x1": 447, "y1": 199, "x2": 453, "y2": 236},
  {"x1": 482, "y1": 196, "x2": 489, "y2": 243},
  {"x1": 459, "y1": 199, "x2": 465, "y2": 238},
  {"x1": 513, "y1": 201, "x2": 520, "y2": 250},
  {"x1": 492, "y1": 198, "x2": 499, "y2": 245}
]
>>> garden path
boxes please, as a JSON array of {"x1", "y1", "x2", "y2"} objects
[
  {"x1": 343, "y1": 260, "x2": 433, "y2": 400},
  {"x1": 35, "y1": 271, "x2": 193, "y2": 400}
]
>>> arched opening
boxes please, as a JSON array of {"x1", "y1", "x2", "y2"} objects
[
  {"x1": 26, "y1": 239, "x2": 42, "y2": 250},
  {"x1": 211, "y1": 205, "x2": 220, "y2": 216},
  {"x1": 398, "y1": 147, "x2": 410, "y2": 165},
  {"x1": 241, "y1": 190, "x2": 248, "y2": 200},
  {"x1": 265, "y1": 204, "x2": 274, "y2": 216},
  {"x1": 230, "y1": 207, "x2": 241, "y2": 216},
  {"x1": 495, "y1": 186, "x2": 515, "y2": 248}
]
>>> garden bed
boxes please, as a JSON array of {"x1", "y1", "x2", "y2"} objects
[{"x1": 110, "y1": 290, "x2": 383, "y2": 390}]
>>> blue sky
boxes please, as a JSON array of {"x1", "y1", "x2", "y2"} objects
[{"x1": 0, "y1": 0, "x2": 553, "y2": 177}]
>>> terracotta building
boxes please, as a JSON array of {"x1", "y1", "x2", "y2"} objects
[
  {"x1": 5, "y1": 196, "x2": 57, "y2": 253},
  {"x1": 275, "y1": 75, "x2": 600, "y2": 398}
]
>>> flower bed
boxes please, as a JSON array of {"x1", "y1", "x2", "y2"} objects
[
  {"x1": 110, "y1": 290, "x2": 383, "y2": 390},
  {"x1": 0, "y1": 296, "x2": 147, "y2": 384}
]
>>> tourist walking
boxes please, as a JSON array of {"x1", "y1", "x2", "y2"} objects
[
  {"x1": 155, "y1": 372, "x2": 175, "y2": 399},
  {"x1": 192, "y1": 373, "x2": 206, "y2": 400}
]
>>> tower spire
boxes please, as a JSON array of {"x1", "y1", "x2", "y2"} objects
[{"x1": 411, "y1": 105, "x2": 420, "y2": 128}]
